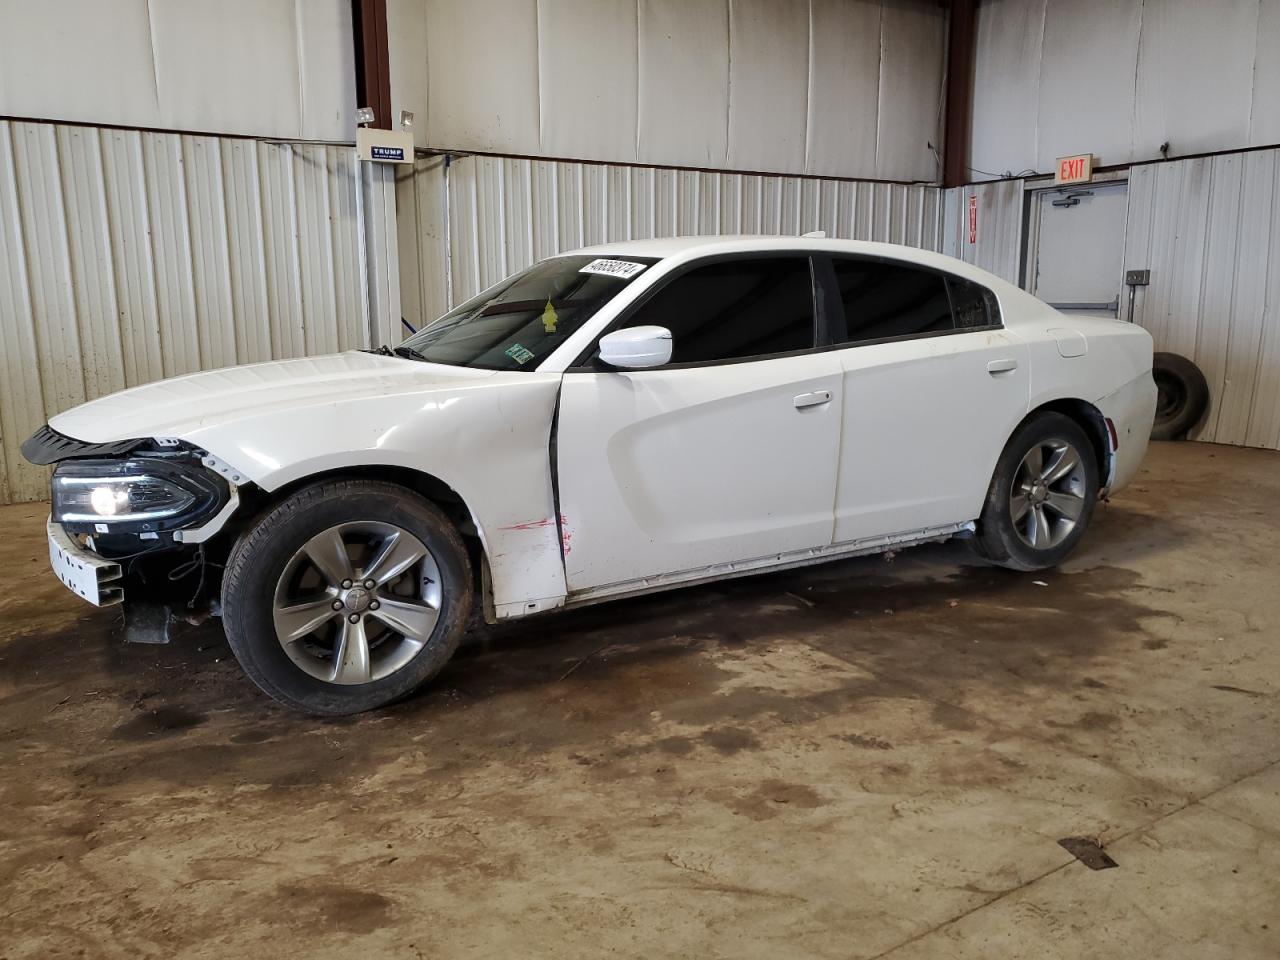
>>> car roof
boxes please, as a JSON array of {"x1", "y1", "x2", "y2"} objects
[{"x1": 564, "y1": 234, "x2": 1044, "y2": 320}]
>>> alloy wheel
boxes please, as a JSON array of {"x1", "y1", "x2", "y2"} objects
[
  {"x1": 1009, "y1": 439, "x2": 1088, "y2": 550},
  {"x1": 271, "y1": 521, "x2": 442, "y2": 684}
]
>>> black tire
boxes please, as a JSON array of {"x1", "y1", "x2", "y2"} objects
[
  {"x1": 1150, "y1": 351, "x2": 1209, "y2": 440},
  {"x1": 222, "y1": 479, "x2": 473, "y2": 716},
  {"x1": 972, "y1": 412, "x2": 1099, "y2": 572}
]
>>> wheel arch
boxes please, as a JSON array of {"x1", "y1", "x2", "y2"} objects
[
  {"x1": 1021, "y1": 398, "x2": 1111, "y2": 489},
  {"x1": 234, "y1": 464, "x2": 494, "y2": 602}
]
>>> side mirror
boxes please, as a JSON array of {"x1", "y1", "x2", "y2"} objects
[{"x1": 598, "y1": 326, "x2": 672, "y2": 369}]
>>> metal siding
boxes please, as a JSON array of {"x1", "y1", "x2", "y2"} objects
[
  {"x1": 1122, "y1": 146, "x2": 1280, "y2": 450},
  {"x1": 399, "y1": 152, "x2": 945, "y2": 323},
  {"x1": 940, "y1": 181, "x2": 1025, "y2": 284},
  {"x1": 0, "y1": 120, "x2": 396, "y2": 505},
  {"x1": 401, "y1": 0, "x2": 944, "y2": 181},
  {"x1": 0, "y1": 0, "x2": 356, "y2": 142}
]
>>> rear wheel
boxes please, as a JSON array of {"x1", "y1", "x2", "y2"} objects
[
  {"x1": 972, "y1": 412, "x2": 1099, "y2": 571},
  {"x1": 222, "y1": 479, "x2": 472, "y2": 715}
]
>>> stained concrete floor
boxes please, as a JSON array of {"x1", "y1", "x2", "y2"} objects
[{"x1": 1, "y1": 441, "x2": 1277, "y2": 959}]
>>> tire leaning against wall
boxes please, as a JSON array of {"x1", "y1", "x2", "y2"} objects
[{"x1": 1150, "y1": 352, "x2": 1209, "y2": 441}]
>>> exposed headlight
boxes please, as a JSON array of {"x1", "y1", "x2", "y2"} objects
[{"x1": 53, "y1": 458, "x2": 228, "y2": 533}]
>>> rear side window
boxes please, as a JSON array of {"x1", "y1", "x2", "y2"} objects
[
  {"x1": 949, "y1": 275, "x2": 1002, "y2": 329},
  {"x1": 621, "y1": 258, "x2": 815, "y2": 364},
  {"x1": 832, "y1": 259, "x2": 953, "y2": 344}
]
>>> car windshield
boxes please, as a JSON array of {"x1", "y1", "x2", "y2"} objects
[{"x1": 400, "y1": 255, "x2": 656, "y2": 370}]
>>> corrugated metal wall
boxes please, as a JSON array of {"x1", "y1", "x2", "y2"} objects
[
  {"x1": 0, "y1": 120, "x2": 398, "y2": 505},
  {"x1": 1125, "y1": 149, "x2": 1280, "y2": 449},
  {"x1": 970, "y1": 0, "x2": 1280, "y2": 179},
  {"x1": 940, "y1": 179, "x2": 1026, "y2": 284},
  {"x1": 397, "y1": 154, "x2": 945, "y2": 329}
]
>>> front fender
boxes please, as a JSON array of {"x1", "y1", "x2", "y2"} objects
[{"x1": 185, "y1": 375, "x2": 569, "y2": 617}]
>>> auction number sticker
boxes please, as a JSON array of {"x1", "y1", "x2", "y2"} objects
[{"x1": 580, "y1": 258, "x2": 647, "y2": 280}]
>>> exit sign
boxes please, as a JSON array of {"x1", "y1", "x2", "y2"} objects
[{"x1": 1056, "y1": 154, "x2": 1093, "y2": 185}]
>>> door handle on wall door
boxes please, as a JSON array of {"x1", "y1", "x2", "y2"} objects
[
  {"x1": 793, "y1": 390, "x2": 832, "y2": 409},
  {"x1": 987, "y1": 358, "x2": 1018, "y2": 375}
]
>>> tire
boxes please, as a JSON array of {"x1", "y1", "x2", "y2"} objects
[
  {"x1": 222, "y1": 479, "x2": 473, "y2": 716},
  {"x1": 972, "y1": 412, "x2": 1099, "y2": 572},
  {"x1": 1150, "y1": 351, "x2": 1209, "y2": 440}
]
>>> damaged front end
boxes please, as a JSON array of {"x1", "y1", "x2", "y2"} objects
[{"x1": 24, "y1": 425, "x2": 245, "y2": 643}]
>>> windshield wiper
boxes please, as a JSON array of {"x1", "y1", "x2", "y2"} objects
[
  {"x1": 393, "y1": 345, "x2": 429, "y2": 362},
  {"x1": 363, "y1": 343, "x2": 429, "y2": 362}
]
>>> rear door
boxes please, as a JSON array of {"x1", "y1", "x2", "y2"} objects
[
  {"x1": 825, "y1": 256, "x2": 1030, "y2": 543},
  {"x1": 555, "y1": 255, "x2": 843, "y2": 594}
]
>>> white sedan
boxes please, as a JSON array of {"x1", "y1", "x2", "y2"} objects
[{"x1": 24, "y1": 237, "x2": 1156, "y2": 714}]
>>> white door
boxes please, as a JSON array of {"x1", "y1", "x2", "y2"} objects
[
  {"x1": 822, "y1": 256, "x2": 1030, "y2": 544},
  {"x1": 1028, "y1": 181, "x2": 1128, "y2": 317},
  {"x1": 833, "y1": 332, "x2": 1029, "y2": 542},
  {"x1": 554, "y1": 255, "x2": 842, "y2": 594}
]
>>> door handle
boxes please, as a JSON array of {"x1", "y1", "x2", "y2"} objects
[
  {"x1": 987, "y1": 358, "x2": 1018, "y2": 375},
  {"x1": 793, "y1": 390, "x2": 832, "y2": 409}
]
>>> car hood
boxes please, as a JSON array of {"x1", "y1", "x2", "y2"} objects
[{"x1": 50, "y1": 352, "x2": 498, "y2": 444}]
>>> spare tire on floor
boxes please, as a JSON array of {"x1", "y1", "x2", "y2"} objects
[{"x1": 1151, "y1": 351, "x2": 1209, "y2": 440}]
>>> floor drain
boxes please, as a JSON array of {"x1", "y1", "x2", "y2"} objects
[{"x1": 1058, "y1": 837, "x2": 1118, "y2": 870}]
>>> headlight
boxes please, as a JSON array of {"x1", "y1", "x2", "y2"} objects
[{"x1": 53, "y1": 458, "x2": 228, "y2": 533}]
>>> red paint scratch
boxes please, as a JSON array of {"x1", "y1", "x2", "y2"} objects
[
  {"x1": 498, "y1": 518, "x2": 555, "y2": 531},
  {"x1": 559, "y1": 514, "x2": 572, "y2": 555}
]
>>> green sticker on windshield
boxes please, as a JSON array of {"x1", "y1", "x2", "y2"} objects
[{"x1": 505, "y1": 343, "x2": 535, "y2": 365}]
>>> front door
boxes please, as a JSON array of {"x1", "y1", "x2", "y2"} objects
[{"x1": 555, "y1": 256, "x2": 842, "y2": 594}]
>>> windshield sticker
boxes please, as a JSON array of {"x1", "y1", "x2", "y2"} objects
[
  {"x1": 580, "y1": 258, "x2": 647, "y2": 280},
  {"x1": 505, "y1": 343, "x2": 535, "y2": 365},
  {"x1": 541, "y1": 300, "x2": 558, "y2": 334}
]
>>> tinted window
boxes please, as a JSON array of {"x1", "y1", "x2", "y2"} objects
[
  {"x1": 948, "y1": 275, "x2": 1001, "y2": 329},
  {"x1": 622, "y1": 258, "x2": 815, "y2": 364},
  {"x1": 832, "y1": 259, "x2": 953, "y2": 344},
  {"x1": 402, "y1": 255, "x2": 653, "y2": 370}
]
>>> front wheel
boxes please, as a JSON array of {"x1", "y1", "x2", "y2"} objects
[
  {"x1": 222, "y1": 479, "x2": 473, "y2": 715},
  {"x1": 972, "y1": 412, "x2": 1099, "y2": 571}
]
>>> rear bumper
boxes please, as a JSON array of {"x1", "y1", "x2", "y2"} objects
[{"x1": 1097, "y1": 371, "x2": 1157, "y2": 495}]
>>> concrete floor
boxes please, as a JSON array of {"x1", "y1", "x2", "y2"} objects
[{"x1": 1, "y1": 441, "x2": 1278, "y2": 958}]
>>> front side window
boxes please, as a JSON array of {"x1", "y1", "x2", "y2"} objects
[
  {"x1": 401, "y1": 255, "x2": 654, "y2": 370},
  {"x1": 619, "y1": 257, "x2": 816, "y2": 365},
  {"x1": 832, "y1": 258, "x2": 953, "y2": 345}
]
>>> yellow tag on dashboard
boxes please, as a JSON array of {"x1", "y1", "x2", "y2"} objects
[{"x1": 541, "y1": 300, "x2": 558, "y2": 334}]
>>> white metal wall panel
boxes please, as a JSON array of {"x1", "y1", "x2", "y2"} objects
[
  {"x1": 940, "y1": 180, "x2": 1025, "y2": 285},
  {"x1": 398, "y1": 153, "x2": 945, "y2": 331},
  {"x1": 0, "y1": 121, "x2": 397, "y2": 505},
  {"x1": 396, "y1": 0, "x2": 944, "y2": 181},
  {"x1": 637, "y1": 0, "x2": 731, "y2": 170},
  {"x1": 971, "y1": 0, "x2": 1280, "y2": 179},
  {"x1": 805, "y1": 0, "x2": 882, "y2": 179},
  {"x1": 969, "y1": 0, "x2": 1044, "y2": 179},
  {"x1": 1254, "y1": 0, "x2": 1280, "y2": 147},
  {"x1": 1037, "y1": 0, "x2": 1142, "y2": 173},
  {"x1": 726, "y1": 0, "x2": 810, "y2": 175},
  {"x1": 0, "y1": 0, "x2": 356, "y2": 141},
  {"x1": 424, "y1": 0, "x2": 541, "y2": 155},
  {"x1": 537, "y1": 0, "x2": 639, "y2": 163},
  {"x1": 1132, "y1": 0, "x2": 1259, "y2": 164},
  {"x1": 874, "y1": 0, "x2": 946, "y2": 181},
  {"x1": 1124, "y1": 149, "x2": 1280, "y2": 449}
]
